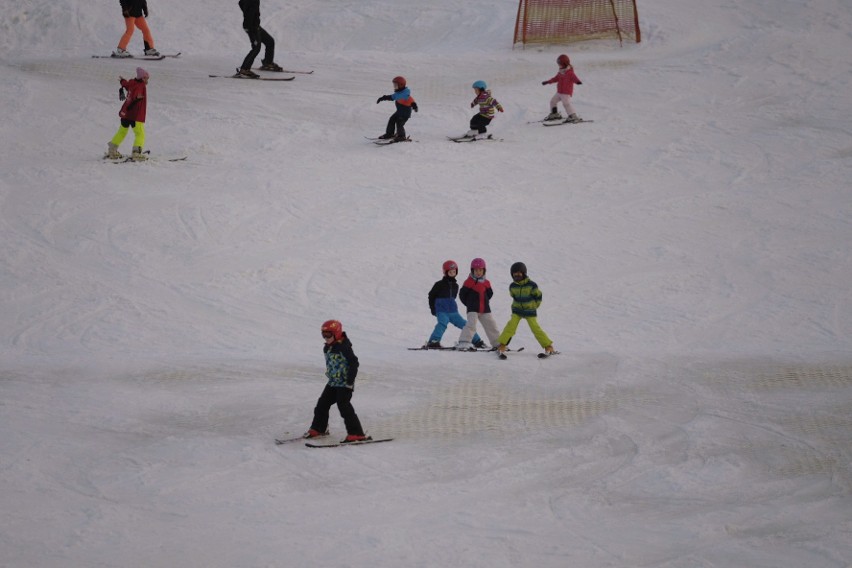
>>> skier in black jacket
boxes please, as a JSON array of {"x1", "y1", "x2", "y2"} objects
[
  {"x1": 237, "y1": 0, "x2": 283, "y2": 77},
  {"x1": 424, "y1": 260, "x2": 485, "y2": 349}
]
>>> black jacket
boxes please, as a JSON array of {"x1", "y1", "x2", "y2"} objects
[{"x1": 428, "y1": 276, "x2": 460, "y2": 315}]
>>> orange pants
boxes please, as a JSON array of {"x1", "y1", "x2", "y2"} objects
[{"x1": 118, "y1": 17, "x2": 154, "y2": 50}]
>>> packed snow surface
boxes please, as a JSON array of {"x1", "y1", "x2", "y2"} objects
[{"x1": 1, "y1": 0, "x2": 851, "y2": 566}]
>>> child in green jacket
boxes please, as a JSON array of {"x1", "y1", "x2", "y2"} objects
[{"x1": 496, "y1": 262, "x2": 556, "y2": 355}]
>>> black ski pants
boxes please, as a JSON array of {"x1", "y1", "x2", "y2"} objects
[
  {"x1": 470, "y1": 114, "x2": 492, "y2": 134},
  {"x1": 310, "y1": 385, "x2": 365, "y2": 436},
  {"x1": 241, "y1": 25, "x2": 275, "y2": 70}
]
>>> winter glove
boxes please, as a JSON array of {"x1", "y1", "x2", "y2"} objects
[
  {"x1": 541, "y1": 81, "x2": 548, "y2": 85},
  {"x1": 376, "y1": 95, "x2": 392, "y2": 104},
  {"x1": 122, "y1": 7, "x2": 131, "y2": 17},
  {"x1": 577, "y1": 81, "x2": 582, "y2": 85},
  {"x1": 143, "y1": 0, "x2": 149, "y2": 17},
  {"x1": 470, "y1": 102, "x2": 475, "y2": 108},
  {"x1": 498, "y1": 107, "x2": 504, "y2": 112},
  {"x1": 411, "y1": 102, "x2": 418, "y2": 112},
  {"x1": 119, "y1": 87, "x2": 126, "y2": 101}
]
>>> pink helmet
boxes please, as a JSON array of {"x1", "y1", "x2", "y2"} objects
[
  {"x1": 470, "y1": 258, "x2": 486, "y2": 271},
  {"x1": 442, "y1": 260, "x2": 458, "y2": 274}
]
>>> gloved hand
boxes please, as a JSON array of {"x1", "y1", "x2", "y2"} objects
[
  {"x1": 122, "y1": 7, "x2": 131, "y2": 17},
  {"x1": 498, "y1": 107, "x2": 504, "y2": 112},
  {"x1": 577, "y1": 81, "x2": 582, "y2": 85},
  {"x1": 119, "y1": 87, "x2": 126, "y2": 101},
  {"x1": 541, "y1": 81, "x2": 548, "y2": 85},
  {"x1": 470, "y1": 102, "x2": 475, "y2": 108},
  {"x1": 411, "y1": 102, "x2": 418, "y2": 112},
  {"x1": 376, "y1": 95, "x2": 392, "y2": 104}
]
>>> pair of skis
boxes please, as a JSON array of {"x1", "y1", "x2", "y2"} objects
[
  {"x1": 92, "y1": 52, "x2": 181, "y2": 61},
  {"x1": 365, "y1": 136, "x2": 413, "y2": 146},
  {"x1": 275, "y1": 433, "x2": 393, "y2": 448},
  {"x1": 408, "y1": 346, "x2": 524, "y2": 353},
  {"x1": 447, "y1": 134, "x2": 503, "y2": 143},
  {"x1": 209, "y1": 67, "x2": 314, "y2": 81},
  {"x1": 103, "y1": 150, "x2": 187, "y2": 163}
]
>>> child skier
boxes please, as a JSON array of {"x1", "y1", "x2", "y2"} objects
[
  {"x1": 237, "y1": 0, "x2": 284, "y2": 78},
  {"x1": 456, "y1": 258, "x2": 502, "y2": 349},
  {"x1": 304, "y1": 320, "x2": 369, "y2": 443},
  {"x1": 112, "y1": 0, "x2": 159, "y2": 58},
  {"x1": 105, "y1": 67, "x2": 150, "y2": 161},
  {"x1": 496, "y1": 262, "x2": 556, "y2": 355},
  {"x1": 376, "y1": 76, "x2": 418, "y2": 141},
  {"x1": 542, "y1": 54, "x2": 583, "y2": 123},
  {"x1": 426, "y1": 260, "x2": 486, "y2": 350},
  {"x1": 461, "y1": 81, "x2": 504, "y2": 139}
]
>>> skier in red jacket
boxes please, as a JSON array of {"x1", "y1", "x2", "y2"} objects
[
  {"x1": 105, "y1": 67, "x2": 150, "y2": 161},
  {"x1": 542, "y1": 54, "x2": 583, "y2": 123}
]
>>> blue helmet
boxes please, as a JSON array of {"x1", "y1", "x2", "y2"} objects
[{"x1": 472, "y1": 80, "x2": 487, "y2": 90}]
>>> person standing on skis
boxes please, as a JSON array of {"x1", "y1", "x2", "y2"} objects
[
  {"x1": 376, "y1": 76, "x2": 418, "y2": 141},
  {"x1": 237, "y1": 0, "x2": 284, "y2": 78},
  {"x1": 303, "y1": 320, "x2": 369, "y2": 443}
]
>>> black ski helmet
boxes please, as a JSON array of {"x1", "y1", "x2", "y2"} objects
[{"x1": 510, "y1": 262, "x2": 527, "y2": 276}]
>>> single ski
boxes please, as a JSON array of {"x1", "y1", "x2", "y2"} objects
[
  {"x1": 306, "y1": 437, "x2": 394, "y2": 448},
  {"x1": 537, "y1": 350, "x2": 561, "y2": 358},
  {"x1": 543, "y1": 119, "x2": 593, "y2": 126},
  {"x1": 374, "y1": 136, "x2": 412, "y2": 146},
  {"x1": 276, "y1": 432, "x2": 328, "y2": 445},
  {"x1": 447, "y1": 134, "x2": 502, "y2": 143},
  {"x1": 254, "y1": 67, "x2": 312, "y2": 74},
  {"x1": 92, "y1": 54, "x2": 166, "y2": 61},
  {"x1": 209, "y1": 73, "x2": 294, "y2": 81}
]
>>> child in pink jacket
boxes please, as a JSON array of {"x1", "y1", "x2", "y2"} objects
[{"x1": 542, "y1": 54, "x2": 583, "y2": 123}]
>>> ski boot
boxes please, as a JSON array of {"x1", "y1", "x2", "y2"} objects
[
  {"x1": 343, "y1": 434, "x2": 368, "y2": 443},
  {"x1": 236, "y1": 68, "x2": 260, "y2": 79},
  {"x1": 303, "y1": 429, "x2": 328, "y2": 439},
  {"x1": 565, "y1": 114, "x2": 583, "y2": 123},
  {"x1": 259, "y1": 62, "x2": 284, "y2": 71},
  {"x1": 105, "y1": 142, "x2": 123, "y2": 160},
  {"x1": 111, "y1": 48, "x2": 132, "y2": 58},
  {"x1": 144, "y1": 48, "x2": 161, "y2": 57},
  {"x1": 131, "y1": 146, "x2": 148, "y2": 161},
  {"x1": 544, "y1": 108, "x2": 562, "y2": 121}
]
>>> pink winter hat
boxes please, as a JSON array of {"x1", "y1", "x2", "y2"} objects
[{"x1": 136, "y1": 67, "x2": 149, "y2": 80}]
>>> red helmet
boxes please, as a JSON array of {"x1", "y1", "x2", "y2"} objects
[
  {"x1": 321, "y1": 319, "x2": 344, "y2": 341},
  {"x1": 392, "y1": 76, "x2": 406, "y2": 89},
  {"x1": 470, "y1": 257, "x2": 486, "y2": 271},
  {"x1": 442, "y1": 260, "x2": 458, "y2": 274},
  {"x1": 557, "y1": 54, "x2": 571, "y2": 67}
]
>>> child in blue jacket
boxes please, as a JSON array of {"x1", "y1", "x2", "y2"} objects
[
  {"x1": 425, "y1": 260, "x2": 485, "y2": 349},
  {"x1": 376, "y1": 76, "x2": 418, "y2": 141}
]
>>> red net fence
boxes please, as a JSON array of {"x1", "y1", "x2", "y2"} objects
[{"x1": 514, "y1": 0, "x2": 641, "y2": 46}]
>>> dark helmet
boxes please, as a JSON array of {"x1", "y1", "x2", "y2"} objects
[
  {"x1": 321, "y1": 319, "x2": 344, "y2": 341},
  {"x1": 510, "y1": 262, "x2": 527, "y2": 276},
  {"x1": 393, "y1": 76, "x2": 406, "y2": 89}
]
